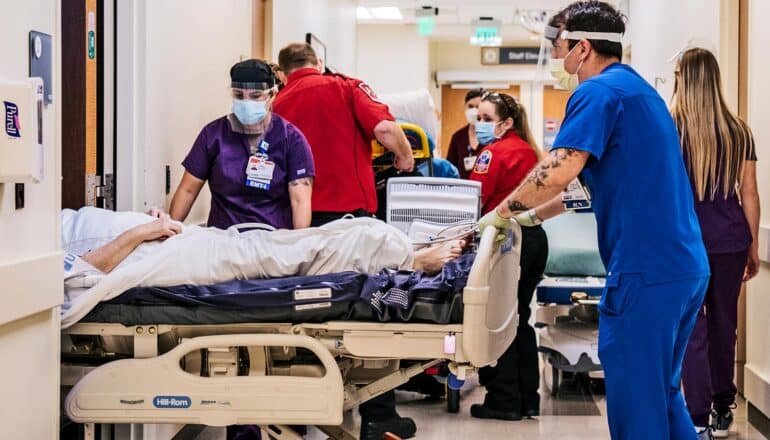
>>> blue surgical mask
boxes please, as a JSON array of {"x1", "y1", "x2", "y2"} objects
[
  {"x1": 475, "y1": 121, "x2": 500, "y2": 146},
  {"x1": 232, "y1": 99, "x2": 268, "y2": 125}
]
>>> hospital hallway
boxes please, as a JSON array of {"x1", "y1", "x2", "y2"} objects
[
  {"x1": 195, "y1": 374, "x2": 767, "y2": 440},
  {"x1": 5, "y1": 0, "x2": 770, "y2": 439}
]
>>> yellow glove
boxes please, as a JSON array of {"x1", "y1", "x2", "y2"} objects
[
  {"x1": 513, "y1": 209, "x2": 543, "y2": 227},
  {"x1": 478, "y1": 208, "x2": 512, "y2": 242}
]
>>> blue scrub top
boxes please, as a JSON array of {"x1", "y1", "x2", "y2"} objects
[{"x1": 552, "y1": 63, "x2": 709, "y2": 285}]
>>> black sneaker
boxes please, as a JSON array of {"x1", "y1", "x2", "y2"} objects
[
  {"x1": 712, "y1": 408, "x2": 734, "y2": 438},
  {"x1": 360, "y1": 416, "x2": 417, "y2": 440},
  {"x1": 470, "y1": 403, "x2": 523, "y2": 421},
  {"x1": 522, "y1": 405, "x2": 539, "y2": 419},
  {"x1": 697, "y1": 427, "x2": 715, "y2": 440}
]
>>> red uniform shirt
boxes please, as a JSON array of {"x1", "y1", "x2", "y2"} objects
[
  {"x1": 272, "y1": 68, "x2": 395, "y2": 213},
  {"x1": 470, "y1": 131, "x2": 539, "y2": 214}
]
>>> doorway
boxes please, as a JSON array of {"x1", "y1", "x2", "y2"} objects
[
  {"x1": 61, "y1": 0, "x2": 113, "y2": 210},
  {"x1": 440, "y1": 84, "x2": 521, "y2": 157}
]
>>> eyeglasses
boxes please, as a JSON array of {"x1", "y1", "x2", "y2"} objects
[{"x1": 481, "y1": 91, "x2": 516, "y2": 117}]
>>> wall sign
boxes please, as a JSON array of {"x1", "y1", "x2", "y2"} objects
[
  {"x1": 543, "y1": 118, "x2": 560, "y2": 149},
  {"x1": 481, "y1": 47, "x2": 540, "y2": 65}
]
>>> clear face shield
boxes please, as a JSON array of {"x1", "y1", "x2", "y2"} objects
[
  {"x1": 666, "y1": 38, "x2": 716, "y2": 97},
  {"x1": 535, "y1": 25, "x2": 624, "y2": 90},
  {"x1": 534, "y1": 24, "x2": 561, "y2": 87},
  {"x1": 230, "y1": 82, "x2": 277, "y2": 101}
]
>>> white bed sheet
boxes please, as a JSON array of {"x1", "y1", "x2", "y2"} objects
[{"x1": 60, "y1": 215, "x2": 414, "y2": 328}]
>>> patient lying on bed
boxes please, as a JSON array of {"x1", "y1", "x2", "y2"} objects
[
  {"x1": 62, "y1": 207, "x2": 465, "y2": 279},
  {"x1": 61, "y1": 207, "x2": 470, "y2": 328}
]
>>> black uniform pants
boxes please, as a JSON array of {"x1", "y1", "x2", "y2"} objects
[
  {"x1": 478, "y1": 226, "x2": 548, "y2": 412},
  {"x1": 311, "y1": 210, "x2": 400, "y2": 422}
]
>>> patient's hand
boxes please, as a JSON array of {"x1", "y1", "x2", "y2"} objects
[
  {"x1": 147, "y1": 206, "x2": 166, "y2": 218},
  {"x1": 136, "y1": 214, "x2": 182, "y2": 242},
  {"x1": 413, "y1": 239, "x2": 466, "y2": 275}
]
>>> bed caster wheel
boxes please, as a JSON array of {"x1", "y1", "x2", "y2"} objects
[
  {"x1": 447, "y1": 388, "x2": 460, "y2": 413},
  {"x1": 542, "y1": 360, "x2": 561, "y2": 397},
  {"x1": 551, "y1": 365, "x2": 561, "y2": 397},
  {"x1": 446, "y1": 373, "x2": 464, "y2": 414}
]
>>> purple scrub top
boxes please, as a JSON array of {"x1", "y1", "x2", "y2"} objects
[
  {"x1": 686, "y1": 138, "x2": 758, "y2": 254},
  {"x1": 182, "y1": 114, "x2": 315, "y2": 230}
]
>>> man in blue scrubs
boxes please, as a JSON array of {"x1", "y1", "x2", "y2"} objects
[{"x1": 479, "y1": 2, "x2": 710, "y2": 439}]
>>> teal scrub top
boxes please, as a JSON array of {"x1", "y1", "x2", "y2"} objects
[{"x1": 552, "y1": 63, "x2": 709, "y2": 285}]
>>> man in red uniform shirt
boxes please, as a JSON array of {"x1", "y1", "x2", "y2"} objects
[
  {"x1": 273, "y1": 43, "x2": 416, "y2": 440},
  {"x1": 273, "y1": 43, "x2": 414, "y2": 226}
]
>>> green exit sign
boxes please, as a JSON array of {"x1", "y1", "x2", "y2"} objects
[
  {"x1": 471, "y1": 26, "x2": 501, "y2": 46},
  {"x1": 418, "y1": 16, "x2": 434, "y2": 36},
  {"x1": 475, "y1": 26, "x2": 499, "y2": 39}
]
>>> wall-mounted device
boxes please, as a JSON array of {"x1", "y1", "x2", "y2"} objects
[
  {"x1": 305, "y1": 33, "x2": 334, "y2": 74},
  {"x1": 0, "y1": 77, "x2": 44, "y2": 183},
  {"x1": 29, "y1": 31, "x2": 53, "y2": 104}
]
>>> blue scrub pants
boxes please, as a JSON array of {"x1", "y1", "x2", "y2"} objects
[{"x1": 598, "y1": 273, "x2": 709, "y2": 440}]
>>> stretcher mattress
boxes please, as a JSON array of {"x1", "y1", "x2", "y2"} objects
[
  {"x1": 541, "y1": 212, "x2": 606, "y2": 276},
  {"x1": 80, "y1": 254, "x2": 475, "y2": 326}
]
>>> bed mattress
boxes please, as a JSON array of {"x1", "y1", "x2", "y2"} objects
[{"x1": 80, "y1": 254, "x2": 475, "y2": 326}]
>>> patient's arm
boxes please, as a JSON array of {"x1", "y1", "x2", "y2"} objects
[
  {"x1": 289, "y1": 177, "x2": 313, "y2": 229},
  {"x1": 82, "y1": 215, "x2": 182, "y2": 273},
  {"x1": 413, "y1": 239, "x2": 466, "y2": 275}
]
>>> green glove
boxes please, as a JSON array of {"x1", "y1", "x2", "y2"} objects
[
  {"x1": 478, "y1": 208, "x2": 512, "y2": 242},
  {"x1": 513, "y1": 209, "x2": 543, "y2": 227}
]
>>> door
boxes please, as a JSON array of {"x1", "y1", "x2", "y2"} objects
[
  {"x1": 62, "y1": 0, "x2": 112, "y2": 209},
  {"x1": 542, "y1": 85, "x2": 571, "y2": 149}
]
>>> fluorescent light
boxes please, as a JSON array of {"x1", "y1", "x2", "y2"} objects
[{"x1": 356, "y1": 6, "x2": 402, "y2": 20}]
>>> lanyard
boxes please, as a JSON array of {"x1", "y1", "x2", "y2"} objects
[{"x1": 250, "y1": 139, "x2": 269, "y2": 158}]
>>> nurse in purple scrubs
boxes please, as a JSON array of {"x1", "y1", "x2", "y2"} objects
[{"x1": 167, "y1": 59, "x2": 315, "y2": 230}]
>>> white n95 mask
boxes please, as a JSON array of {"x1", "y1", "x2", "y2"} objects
[
  {"x1": 550, "y1": 58, "x2": 579, "y2": 91},
  {"x1": 465, "y1": 108, "x2": 479, "y2": 125}
]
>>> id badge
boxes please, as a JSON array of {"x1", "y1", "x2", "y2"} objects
[
  {"x1": 464, "y1": 155, "x2": 477, "y2": 171},
  {"x1": 245, "y1": 155, "x2": 275, "y2": 190},
  {"x1": 561, "y1": 177, "x2": 591, "y2": 210}
]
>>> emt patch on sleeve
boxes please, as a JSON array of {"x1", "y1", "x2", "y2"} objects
[
  {"x1": 358, "y1": 82, "x2": 383, "y2": 103},
  {"x1": 474, "y1": 150, "x2": 493, "y2": 174}
]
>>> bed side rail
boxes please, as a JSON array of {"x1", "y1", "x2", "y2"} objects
[
  {"x1": 461, "y1": 221, "x2": 522, "y2": 367},
  {"x1": 65, "y1": 334, "x2": 344, "y2": 426}
]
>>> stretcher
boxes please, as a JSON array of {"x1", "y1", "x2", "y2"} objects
[
  {"x1": 62, "y1": 223, "x2": 522, "y2": 440},
  {"x1": 535, "y1": 212, "x2": 604, "y2": 395},
  {"x1": 372, "y1": 121, "x2": 434, "y2": 181}
]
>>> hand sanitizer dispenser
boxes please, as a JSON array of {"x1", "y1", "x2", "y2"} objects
[{"x1": 0, "y1": 77, "x2": 44, "y2": 183}]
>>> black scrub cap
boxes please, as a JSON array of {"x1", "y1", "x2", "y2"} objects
[{"x1": 230, "y1": 59, "x2": 276, "y2": 90}]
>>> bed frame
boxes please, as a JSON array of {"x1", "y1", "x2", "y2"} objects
[{"x1": 62, "y1": 224, "x2": 522, "y2": 440}]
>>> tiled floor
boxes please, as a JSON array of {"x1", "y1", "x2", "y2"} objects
[
  {"x1": 383, "y1": 376, "x2": 766, "y2": 440},
  {"x1": 201, "y1": 373, "x2": 767, "y2": 439}
]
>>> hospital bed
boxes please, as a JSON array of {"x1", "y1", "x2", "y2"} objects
[
  {"x1": 535, "y1": 211, "x2": 605, "y2": 395},
  {"x1": 62, "y1": 218, "x2": 519, "y2": 439}
]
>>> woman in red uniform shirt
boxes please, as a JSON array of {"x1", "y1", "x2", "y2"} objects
[{"x1": 469, "y1": 92, "x2": 549, "y2": 421}]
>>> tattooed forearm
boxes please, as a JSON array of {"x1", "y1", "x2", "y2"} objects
[
  {"x1": 506, "y1": 199, "x2": 530, "y2": 213},
  {"x1": 289, "y1": 177, "x2": 314, "y2": 187},
  {"x1": 497, "y1": 147, "x2": 588, "y2": 217},
  {"x1": 524, "y1": 148, "x2": 579, "y2": 189}
]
